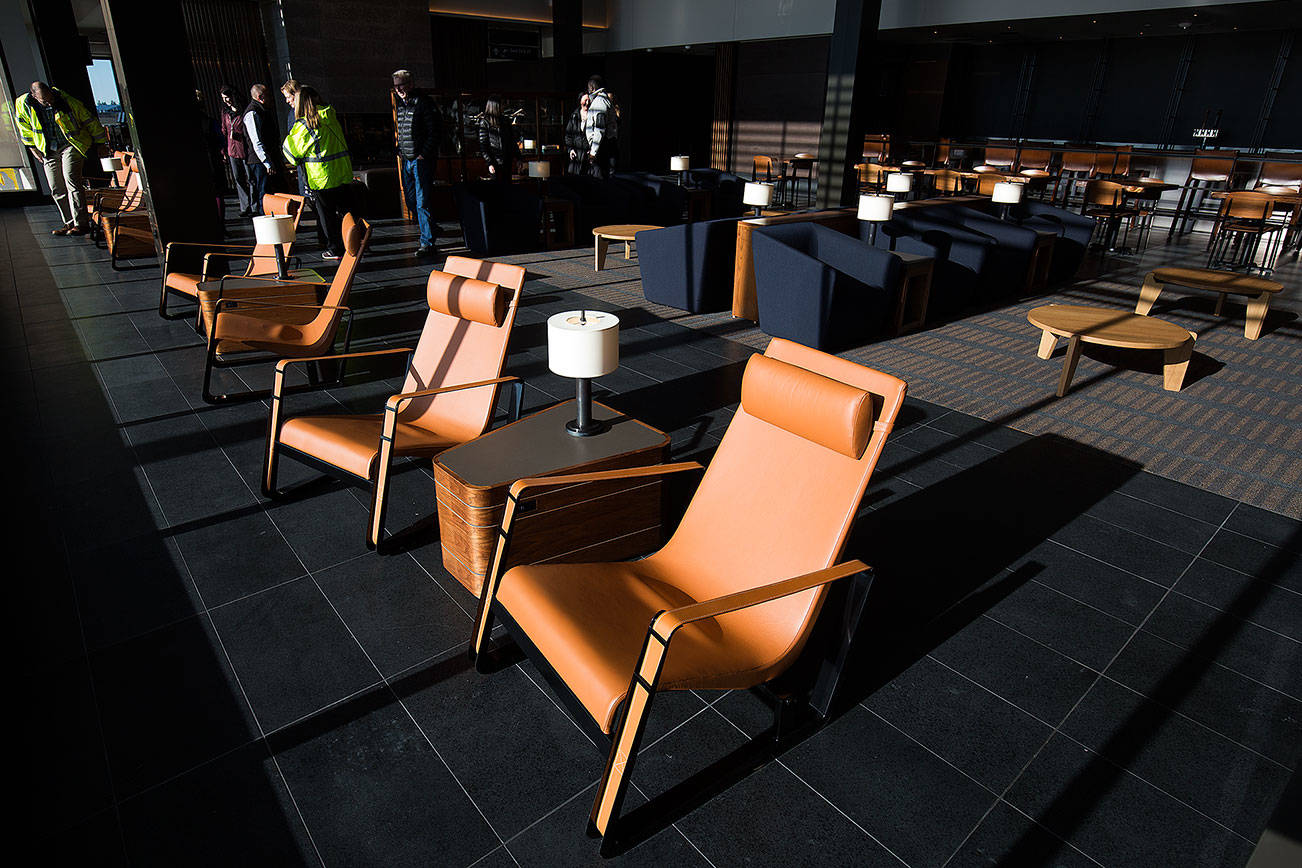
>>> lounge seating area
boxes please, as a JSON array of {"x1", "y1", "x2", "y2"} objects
[{"x1": 8, "y1": 3, "x2": 1302, "y2": 867}]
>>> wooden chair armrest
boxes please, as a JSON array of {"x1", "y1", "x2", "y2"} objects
[
  {"x1": 274, "y1": 347, "x2": 414, "y2": 374},
  {"x1": 507, "y1": 462, "x2": 705, "y2": 500},
  {"x1": 214, "y1": 298, "x2": 348, "y2": 314},
  {"x1": 384, "y1": 376, "x2": 520, "y2": 414},
  {"x1": 165, "y1": 241, "x2": 258, "y2": 253},
  {"x1": 650, "y1": 560, "x2": 869, "y2": 643}
]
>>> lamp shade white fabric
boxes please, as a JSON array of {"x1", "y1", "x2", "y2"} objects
[
  {"x1": 991, "y1": 181, "x2": 1024, "y2": 204},
  {"x1": 548, "y1": 311, "x2": 619, "y2": 379},
  {"x1": 100, "y1": 156, "x2": 124, "y2": 172},
  {"x1": 670, "y1": 155, "x2": 690, "y2": 172},
  {"x1": 885, "y1": 172, "x2": 913, "y2": 193},
  {"x1": 857, "y1": 194, "x2": 893, "y2": 222},
  {"x1": 743, "y1": 182, "x2": 773, "y2": 207},
  {"x1": 528, "y1": 160, "x2": 551, "y2": 179},
  {"x1": 252, "y1": 214, "x2": 295, "y2": 245}
]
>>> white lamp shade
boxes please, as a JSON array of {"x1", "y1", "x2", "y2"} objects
[
  {"x1": 252, "y1": 214, "x2": 295, "y2": 246},
  {"x1": 743, "y1": 182, "x2": 773, "y2": 207},
  {"x1": 523, "y1": 138, "x2": 536, "y2": 150},
  {"x1": 991, "y1": 181, "x2": 1024, "y2": 204},
  {"x1": 528, "y1": 160, "x2": 551, "y2": 179},
  {"x1": 857, "y1": 194, "x2": 893, "y2": 222},
  {"x1": 101, "y1": 156, "x2": 124, "y2": 172},
  {"x1": 670, "y1": 155, "x2": 690, "y2": 172},
  {"x1": 885, "y1": 172, "x2": 913, "y2": 193},
  {"x1": 548, "y1": 311, "x2": 619, "y2": 379}
]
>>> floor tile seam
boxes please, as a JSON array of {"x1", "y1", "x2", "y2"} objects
[
  {"x1": 254, "y1": 675, "x2": 390, "y2": 740},
  {"x1": 858, "y1": 702, "x2": 1008, "y2": 797},
  {"x1": 1024, "y1": 573, "x2": 1153, "y2": 630},
  {"x1": 1038, "y1": 537, "x2": 1181, "y2": 591},
  {"x1": 465, "y1": 844, "x2": 521, "y2": 868},
  {"x1": 1105, "y1": 485, "x2": 1235, "y2": 529},
  {"x1": 262, "y1": 749, "x2": 330, "y2": 867},
  {"x1": 198, "y1": 570, "x2": 315, "y2": 616},
  {"x1": 704, "y1": 703, "x2": 913, "y2": 867},
  {"x1": 621, "y1": 779, "x2": 722, "y2": 868},
  {"x1": 976, "y1": 612, "x2": 1109, "y2": 675},
  {"x1": 951, "y1": 800, "x2": 1108, "y2": 868},
  {"x1": 499, "y1": 781, "x2": 601, "y2": 853},
  {"x1": 403, "y1": 550, "x2": 479, "y2": 622},
  {"x1": 1164, "y1": 585, "x2": 1302, "y2": 646},
  {"x1": 916, "y1": 654, "x2": 1061, "y2": 730},
  {"x1": 1115, "y1": 626, "x2": 1302, "y2": 704},
  {"x1": 1073, "y1": 507, "x2": 1222, "y2": 559},
  {"x1": 512, "y1": 658, "x2": 603, "y2": 749},
  {"x1": 1208, "y1": 525, "x2": 1302, "y2": 561}
]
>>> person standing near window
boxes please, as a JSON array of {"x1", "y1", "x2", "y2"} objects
[
  {"x1": 583, "y1": 75, "x2": 618, "y2": 180},
  {"x1": 564, "y1": 92, "x2": 589, "y2": 176},
  {"x1": 218, "y1": 86, "x2": 253, "y2": 217},
  {"x1": 282, "y1": 86, "x2": 354, "y2": 260},
  {"x1": 16, "y1": 81, "x2": 106, "y2": 236},
  {"x1": 243, "y1": 84, "x2": 281, "y2": 215},
  {"x1": 392, "y1": 69, "x2": 439, "y2": 257},
  {"x1": 477, "y1": 95, "x2": 517, "y2": 182}
]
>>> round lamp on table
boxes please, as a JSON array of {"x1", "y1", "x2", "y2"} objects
[
  {"x1": 670, "y1": 155, "x2": 690, "y2": 186},
  {"x1": 548, "y1": 310, "x2": 620, "y2": 436},
  {"x1": 857, "y1": 193, "x2": 893, "y2": 247},
  {"x1": 743, "y1": 182, "x2": 774, "y2": 217},
  {"x1": 252, "y1": 213, "x2": 296, "y2": 278}
]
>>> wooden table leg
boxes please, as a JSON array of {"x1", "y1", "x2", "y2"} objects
[
  {"x1": 1213, "y1": 292, "x2": 1227, "y2": 317},
  {"x1": 595, "y1": 235, "x2": 609, "y2": 271},
  {"x1": 1037, "y1": 328, "x2": 1058, "y2": 359},
  {"x1": 1244, "y1": 291, "x2": 1271, "y2": 340},
  {"x1": 1135, "y1": 273, "x2": 1163, "y2": 315},
  {"x1": 1056, "y1": 334, "x2": 1082, "y2": 397},
  {"x1": 1163, "y1": 335, "x2": 1195, "y2": 391},
  {"x1": 624, "y1": 240, "x2": 633, "y2": 260}
]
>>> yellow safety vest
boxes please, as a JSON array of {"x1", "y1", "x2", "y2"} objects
[
  {"x1": 15, "y1": 89, "x2": 106, "y2": 158},
  {"x1": 282, "y1": 105, "x2": 352, "y2": 191}
]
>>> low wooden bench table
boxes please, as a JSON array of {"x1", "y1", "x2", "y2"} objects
[
  {"x1": 593, "y1": 223, "x2": 661, "y2": 271},
  {"x1": 1136, "y1": 267, "x2": 1284, "y2": 340},
  {"x1": 1028, "y1": 304, "x2": 1197, "y2": 397}
]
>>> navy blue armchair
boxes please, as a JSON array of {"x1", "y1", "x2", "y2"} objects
[
  {"x1": 1017, "y1": 201, "x2": 1095, "y2": 282},
  {"x1": 455, "y1": 181, "x2": 541, "y2": 256},
  {"x1": 613, "y1": 172, "x2": 685, "y2": 226},
  {"x1": 636, "y1": 217, "x2": 740, "y2": 313},
  {"x1": 936, "y1": 207, "x2": 1042, "y2": 299},
  {"x1": 687, "y1": 168, "x2": 747, "y2": 217},
  {"x1": 752, "y1": 223, "x2": 901, "y2": 350},
  {"x1": 864, "y1": 217, "x2": 989, "y2": 318}
]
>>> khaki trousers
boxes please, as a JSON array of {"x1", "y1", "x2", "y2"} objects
[{"x1": 42, "y1": 145, "x2": 86, "y2": 229}]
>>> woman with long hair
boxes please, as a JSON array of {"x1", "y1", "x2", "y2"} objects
[
  {"x1": 281, "y1": 85, "x2": 355, "y2": 259},
  {"x1": 477, "y1": 94, "x2": 518, "y2": 181}
]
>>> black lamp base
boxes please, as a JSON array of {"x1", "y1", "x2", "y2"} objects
[
  {"x1": 566, "y1": 418, "x2": 609, "y2": 437},
  {"x1": 566, "y1": 377, "x2": 608, "y2": 437}
]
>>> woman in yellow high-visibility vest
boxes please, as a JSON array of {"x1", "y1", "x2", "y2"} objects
[{"x1": 282, "y1": 86, "x2": 354, "y2": 260}]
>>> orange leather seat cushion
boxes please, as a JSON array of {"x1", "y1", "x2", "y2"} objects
[
  {"x1": 279, "y1": 414, "x2": 458, "y2": 479},
  {"x1": 498, "y1": 561, "x2": 792, "y2": 733},
  {"x1": 166, "y1": 271, "x2": 202, "y2": 297}
]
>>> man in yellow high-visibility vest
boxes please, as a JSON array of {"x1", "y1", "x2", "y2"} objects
[{"x1": 15, "y1": 81, "x2": 107, "y2": 236}]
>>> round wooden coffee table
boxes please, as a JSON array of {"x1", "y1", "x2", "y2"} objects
[
  {"x1": 1136, "y1": 267, "x2": 1283, "y2": 340},
  {"x1": 592, "y1": 224, "x2": 661, "y2": 271},
  {"x1": 1027, "y1": 304, "x2": 1197, "y2": 397}
]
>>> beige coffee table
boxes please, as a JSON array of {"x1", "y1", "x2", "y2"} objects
[
  {"x1": 1136, "y1": 267, "x2": 1283, "y2": 340},
  {"x1": 1028, "y1": 304, "x2": 1197, "y2": 397},
  {"x1": 593, "y1": 223, "x2": 661, "y2": 271}
]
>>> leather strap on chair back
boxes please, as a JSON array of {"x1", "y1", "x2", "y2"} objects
[
  {"x1": 740, "y1": 355, "x2": 873, "y2": 459},
  {"x1": 442, "y1": 255, "x2": 527, "y2": 292},
  {"x1": 426, "y1": 271, "x2": 509, "y2": 326}
]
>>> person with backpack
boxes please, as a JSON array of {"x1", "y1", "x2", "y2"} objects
[{"x1": 583, "y1": 75, "x2": 618, "y2": 179}]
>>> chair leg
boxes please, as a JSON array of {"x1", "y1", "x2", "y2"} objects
[
  {"x1": 201, "y1": 338, "x2": 222, "y2": 404},
  {"x1": 367, "y1": 435, "x2": 397, "y2": 550}
]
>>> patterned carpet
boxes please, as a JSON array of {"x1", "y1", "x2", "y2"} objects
[{"x1": 503, "y1": 235, "x2": 1302, "y2": 519}]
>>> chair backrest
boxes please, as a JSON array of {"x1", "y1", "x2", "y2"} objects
[
  {"x1": 1017, "y1": 149, "x2": 1051, "y2": 172},
  {"x1": 752, "y1": 155, "x2": 776, "y2": 182},
  {"x1": 975, "y1": 173, "x2": 1006, "y2": 196},
  {"x1": 1111, "y1": 145, "x2": 1132, "y2": 176},
  {"x1": 113, "y1": 151, "x2": 132, "y2": 186},
  {"x1": 1061, "y1": 151, "x2": 1096, "y2": 174},
  {"x1": 935, "y1": 138, "x2": 950, "y2": 166},
  {"x1": 983, "y1": 143, "x2": 1016, "y2": 168},
  {"x1": 1257, "y1": 162, "x2": 1302, "y2": 190},
  {"x1": 397, "y1": 256, "x2": 527, "y2": 441},
  {"x1": 862, "y1": 135, "x2": 889, "y2": 162},
  {"x1": 1190, "y1": 149, "x2": 1236, "y2": 182},
  {"x1": 246, "y1": 193, "x2": 304, "y2": 276},
  {"x1": 1084, "y1": 179, "x2": 1124, "y2": 208},
  {"x1": 649, "y1": 337, "x2": 906, "y2": 671},
  {"x1": 297, "y1": 215, "x2": 370, "y2": 352},
  {"x1": 1220, "y1": 191, "x2": 1272, "y2": 222},
  {"x1": 932, "y1": 169, "x2": 963, "y2": 195}
]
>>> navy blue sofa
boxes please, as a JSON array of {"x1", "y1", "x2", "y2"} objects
[
  {"x1": 752, "y1": 223, "x2": 901, "y2": 350},
  {"x1": 612, "y1": 172, "x2": 686, "y2": 227},
  {"x1": 686, "y1": 168, "x2": 747, "y2": 218},
  {"x1": 864, "y1": 217, "x2": 990, "y2": 318},
  {"x1": 1016, "y1": 201, "x2": 1095, "y2": 282},
  {"x1": 636, "y1": 217, "x2": 740, "y2": 313},
  {"x1": 455, "y1": 181, "x2": 542, "y2": 256},
  {"x1": 924, "y1": 205, "x2": 1043, "y2": 298}
]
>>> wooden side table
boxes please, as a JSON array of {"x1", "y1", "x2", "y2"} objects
[
  {"x1": 1136, "y1": 267, "x2": 1283, "y2": 340},
  {"x1": 541, "y1": 198, "x2": 576, "y2": 250},
  {"x1": 593, "y1": 223, "x2": 662, "y2": 271},
  {"x1": 432, "y1": 400, "x2": 671, "y2": 595},
  {"x1": 891, "y1": 252, "x2": 934, "y2": 335}
]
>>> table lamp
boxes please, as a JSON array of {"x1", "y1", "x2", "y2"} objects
[
  {"x1": 991, "y1": 180, "x2": 1023, "y2": 221},
  {"x1": 548, "y1": 310, "x2": 619, "y2": 437},
  {"x1": 671, "y1": 155, "x2": 690, "y2": 186},
  {"x1": 743, "y1": 182, "x2": 773, "y2": 217},
  {"x1": 857, "y1": 193, "x2": 893, "y2": 246},
  {"x1": 100, "y1": 156, "x2": 123, "y2": 173},
  {"x1": 885, "y1": 171, "x2": 913, "y2": 201},
  {"x1": 252, "y1": 213, "x2": 295, "y2": 279}
]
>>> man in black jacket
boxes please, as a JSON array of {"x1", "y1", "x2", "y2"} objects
[
  {"x1": 243, "y1": 84, "x2": 282, "y2": 215},
  {"x1": 392, "y1": 69, "x2": 440, "y2": 256}
]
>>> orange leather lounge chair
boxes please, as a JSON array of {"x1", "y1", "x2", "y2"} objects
[
  {"x1": 470, "y1": 337, "x2": 907, "y2": 855},
  {"x1": 262, "y1": 256, "x2": 527, "y2": 548},
  {"x1": 201, "y1": 214, "x2": 370, "y2": 404},
  {"x1": 93, "y1": 161, "x2": 155, "y2": 268},
  {"x1": 161, "y1": 192, "x2": 308, "y2": 326}
]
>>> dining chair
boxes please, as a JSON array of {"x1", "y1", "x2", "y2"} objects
[
  {"x1": 161, "y1": 193, "x2": 307, "y2": 326},
  {"x1": 470, "y1": 337, "x2": 907, "y2": 856},
  {"x1": 200, "y1": 214, "x2": 370, "y2": 404},
  {"x1": 1208, "y1": 191, "x2": 1279, "y2": 271},
  {"x1": 1169, "y1": 149, "x2": 1237, "y2": 240},
  {"x1": 1082, "y1": 180, "x2": 1139, "y2": 251},
  {"x1": 264, "y1": 256, "x2": 527, "y2": 548}
]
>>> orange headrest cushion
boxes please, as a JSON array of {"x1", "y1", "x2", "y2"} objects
[
  {"x1": 426, "y1": 271, "x2": 509, "y2": 326},
  {"x1": 740, "y1": 354, "x2": 875, "y2": 459}
]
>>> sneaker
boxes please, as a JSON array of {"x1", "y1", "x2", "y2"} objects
[
  {"x1": 66, "y1": 226, "x2": 87, "y2": 236},
  {"x1": 415, "y1": 244, "x2": 436, "y2": 257},
  {"x1": 51, "y1": 226, "x2": 71, "y2": 236},
  {"x1": 322, "y1": 251, "x2": 341, "y2": 261}
]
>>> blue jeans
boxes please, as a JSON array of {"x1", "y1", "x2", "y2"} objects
[{"x1": 400, "y1": 156, "x2": 435, "y2": 248}]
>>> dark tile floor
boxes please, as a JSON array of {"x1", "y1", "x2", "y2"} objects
[{"x1": 6, "y1": 204, "x2": 1300, "y2": 867}]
